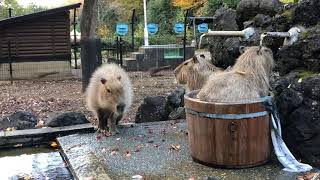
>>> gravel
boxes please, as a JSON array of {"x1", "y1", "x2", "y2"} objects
[{"x1": 0, "y1": 70, "x2": 177, "y2": 126}]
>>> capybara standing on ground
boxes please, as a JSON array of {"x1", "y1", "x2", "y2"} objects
[{"x1": 86, "y1": 63, "x2": 133, "y2": 134}]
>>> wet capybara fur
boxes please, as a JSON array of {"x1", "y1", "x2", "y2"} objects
[
  {"x1": 174, "y1": 54, "x2": 222, "y2": 92},
  {"x1": 198, "y1": 46, "x2": 274, "y2": 103}
]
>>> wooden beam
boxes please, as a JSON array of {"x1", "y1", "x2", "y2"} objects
[{"x1": 0, "y1": 123, "x2": 95, "y2": 149}]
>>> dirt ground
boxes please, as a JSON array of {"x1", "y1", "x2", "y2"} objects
[{"x1": 0, "y1": 70, "x2": 178, "y2": 126}]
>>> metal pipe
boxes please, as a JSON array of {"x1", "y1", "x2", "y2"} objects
[
  {"x1": 131, "y1": 9, "x2": 136, "y2": 51},
  {"x1": 198, "y1": 27, "x2": 255, "y2": 49},
  {"x1": 260, "y1": 27, "x2": 303, "y2": 46},
  {"x1": 183, "y1": 9, "x2": 188, "y2": 61},
  {"x1": 8, "y1": 8, "x2": 12, "y2": 18}
]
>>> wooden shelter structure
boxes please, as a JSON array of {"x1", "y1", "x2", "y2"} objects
[{"x1": 0, "y1": 3, "x2": 81, "y2": 81}]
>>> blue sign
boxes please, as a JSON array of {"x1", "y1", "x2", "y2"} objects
[
  {"x1": 197, "y1": 23, "x2": 208, "y2": 33},
  {"x1": 147, "y1": 23, "x2": 158, "y2": 35},
  {"x1": 174, "y1": 23, "x2": 184, "y2": 34},
  {"x1": 116, "y1": 23, "x2": 128, "y2": 36}
]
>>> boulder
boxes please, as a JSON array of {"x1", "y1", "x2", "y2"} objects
[
  {"x1": 0, "y1": 111, "x2": 37, "y2": 130},
  {"x1": 275, "y1": 25, "x2": 320, "y2": 75},
  {"x1": 135, "y1": 96, "x2": 169, "y2": 123},
  {"x1": 169, "y1": 107, "x2": 186, "y2": 120},
  {"x1": 207, "y1": 7, "x2": 241, "y2": 69},
  {"x1": 45, "y1": 112, "x2": 89, "y2": 127},
  {"x1": 164, "y1": 87, "x2": 186, "y2": 120},
  {"x1": 164, "y1": 86, "x2": 185, "y2": 113},
  {"x1": 253, "y1": 14, "x2": 272, "y2": 28},
  {"x1": 212, "y1": 7, "x2": 239, "y2": 31},
  {"x1": 293, "y1": 0, "x2": 320, "y2": 27},
  {"x1": 274, "y1": 72, "x2": 320, "y2": 166},
  {"x1": 236, "y1": 0, "x2": 283, "y2": 26}
]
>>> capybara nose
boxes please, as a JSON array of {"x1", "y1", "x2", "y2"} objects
[{"x1": 116, "y1": 103, "x2": 125, "y2": 114}]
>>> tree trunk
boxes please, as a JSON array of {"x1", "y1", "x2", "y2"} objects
[
  {"x1": 80, "y1": 0, "x2": 98, "y2": 40},
  {"x1": 80, "y1": 0, "x2": 100, "y2": 92}
]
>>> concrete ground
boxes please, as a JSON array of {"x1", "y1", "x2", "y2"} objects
[{"x1": 58, "y1": 120, "x2": 318, "y2": 180}]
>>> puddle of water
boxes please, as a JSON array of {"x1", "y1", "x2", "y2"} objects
[{"x1": 0, "y1": 146, "x2": 73, "y2": 180}]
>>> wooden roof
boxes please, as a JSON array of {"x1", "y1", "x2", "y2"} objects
[{"x1": 0, "y1": 3, "x2": 81, "y2": 27}]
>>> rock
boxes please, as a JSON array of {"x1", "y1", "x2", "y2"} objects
[
  {"x1": 0, "y1": 111, "x2": 37, "y2": 130},
  {"x1": 236, "y1": 0, "x2": 283, "y2": 27},
  {"x1": 212, "y1": 7, "x2": 238, "y2": 31},
  {"x1": 169, "y1": 107, "x2": 186, "y2": 120},
  {"x1": 272, "y1": 11, "x2": 294, "y2": 32},
  {"x1": 253, "y1": 14, "x2": 272, "y2": 28},
  {"x1": 207, "y1": 7, "x2": 240, "y2": 69},
  {"x1": 274, "y1": 73, "x2": 320, "y2": 166},
  {"x1": 301, "y1": 75, "x2": 320, "y2": 101},
  {"x1": 164, "y1": 87, "x2": 186, "y2": 120},
  {"x1": 45, "y1": 112, "x2": 89, "y2": 127},
  {"x1": 135, "y1": 96, "x2": 169, "y2": 123},
  {"x1": 293, "y1": 0, "x2": 320, "y2": 27},
  {"x1": 275, "y1": 25, "x2": 320, "y2": 75},
  {"x1": 164, "y1": 87, "x2": 185, "y2": 113}
]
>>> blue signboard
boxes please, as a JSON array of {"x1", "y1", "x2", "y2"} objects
[
  {"x1": 116, "y1": 23, "x2": 129, "y2": 36},
  {"x1": 147, "y1": 23, "x2": 158, "y2": 35},
  {"x1": 197, "y1": 23, "x2": 208, "y2": 33},
  {"x1": 174, "y1": 23, "x2": 184, "y2": 34}
]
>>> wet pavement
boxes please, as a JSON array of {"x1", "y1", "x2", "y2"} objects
[
  {"x1": 0, "y1": 147, "x2": 72, "y2": 180},
  {"x1": 58, "y1": 120, "x2": 319, "y2": 180}
]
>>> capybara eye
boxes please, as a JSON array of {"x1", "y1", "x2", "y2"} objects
[
  {"x1": 101, "y1": 78, "x2": 107, "y2": 84},
  {"x1": 107, "y1": 89, "x2": 111, "y2": 93},
  {"x1": 184, "y1": 63, "x2": 188, "y2": 66},
  {"x1": 117, "y1": 76, "x2": 121, "y2": 80}
]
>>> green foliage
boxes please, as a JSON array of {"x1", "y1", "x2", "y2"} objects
[
  {"x1": 0, "y1": 0, "x2": 46, "y2": 20},
  {"x1": 206, "y1": 0, "x2": 240, "y2": 16},
  {"x1": 148, "y1": 0, "x2": 177, "y2": 35},
  {"x1": 280, "y1": 0, "x2": 298, "y2": 3},
  {"x1": 299, "y1": 71, "x2": 317, "y2": 79}
]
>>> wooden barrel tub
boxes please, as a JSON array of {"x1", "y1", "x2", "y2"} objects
[{"x1": 184, "y1": 91, "x2": 271, "y2": 168}]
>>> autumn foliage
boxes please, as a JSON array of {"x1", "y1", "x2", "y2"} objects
[{"x1": 172, "y1": 0, "x2": 205, "y2": 9}]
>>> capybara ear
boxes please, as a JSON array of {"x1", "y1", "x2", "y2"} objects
[
  {"x1": 192, "y1": 56, "x2": 198, "y2": 63},
  {"x1": 117, "y1": 76, "x2": 121, "y2": 81},
  {"x1": 239, "y1": 46, "x2": 246, "y2": 54},
  {"x1": 101, "y1": 78, "x2": 107, "y2": 84}
]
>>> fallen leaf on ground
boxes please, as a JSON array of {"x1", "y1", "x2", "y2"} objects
[
  {"x1": 50, "y1": 141, "x2": 59, "y2": 148},
  {"x1": 125, "y1": 150, "x2": 132, "y2": 157},
  {"x1": 110, "y1": 148, "x2": 119, "y2": 155},
  {"x1": 101, "y1": 148, "x2": 107, "y2": 153},
  {"x1": 96, "y1": 135, "x2": 102, "y2": 140},
  {"x1": 170, "y1": 144, "x2": 181, "y2": 151}
]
